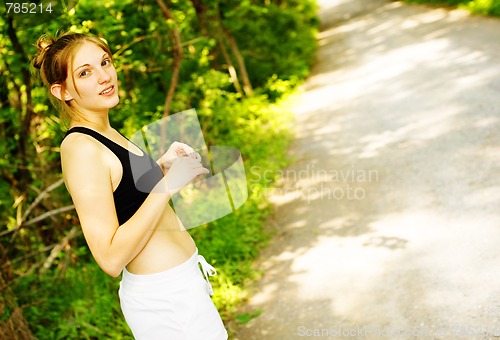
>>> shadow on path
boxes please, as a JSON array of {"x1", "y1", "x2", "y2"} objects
[{"x1": 235, "y1": 1, "x2": 500, "y2": 339}]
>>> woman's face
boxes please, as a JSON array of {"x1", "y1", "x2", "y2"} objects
[{"x1": 64, "y1": 41, "x2": 119, "y2": 114}]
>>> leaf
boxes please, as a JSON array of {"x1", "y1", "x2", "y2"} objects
[{"x1": 235, "y1": 309, "x2": 263, "y2": 324}]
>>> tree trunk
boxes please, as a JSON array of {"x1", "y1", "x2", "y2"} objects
[
  {"x1": 215, "y1": 25, "x2": 243, "y2": 96},
  {"x1": 224, "y1": 29, "x2": 253, "y2": 97},
  {"x1": 0, "y1": 270, "x2": 35, "y2": 340},
  {"x1": 5, "y1": 16, "x2": 35, "y2": 195},
  {"x1": 154, "y1": 0, "x2": 185, "y2": 155},
  {"x1": 155, "y1": 0, "x2": 183, "y2": 118},
  {"x1": 191, "y1": 0, "x2": 209, "y2": 37}
]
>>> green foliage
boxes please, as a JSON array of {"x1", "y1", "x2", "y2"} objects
[
  {"x1": 403, "y1": 0, "x2": 500, "y2": 16},
  {"x1": 235, "y1": 309, "x2": 263, "y2": 325},
  {"x1": 224, "y1": 1, "x2": 319, "y2": 89},
  {"x1": 464, "y1": 0, "x2": 500, "y2": 15},
  {"x1": 16, "y1": 263, "x2": 132, "y2": 339},
  {"x1": 404, "y1": 0, "x2": 464, "y2": 5}
]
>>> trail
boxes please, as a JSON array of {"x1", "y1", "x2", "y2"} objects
[{"x1": 235, "y1": 0, "x2": 500, "y2": 339}]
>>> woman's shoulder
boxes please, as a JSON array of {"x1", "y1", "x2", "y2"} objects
[
  {"x1": 60, "y1": 131, "x2": 106, "y2": 163},
  {"x1": 60, "y1": 133, "x2": 113, "y2": 170},
  {"x1": 60, "y1": 132, "x2": 114, "y2": 191}
]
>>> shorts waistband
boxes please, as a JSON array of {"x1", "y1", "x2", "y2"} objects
[
  {"x1": 120, "y1": 248, "x2": 217, "y2": 295},
  {"x1": 122, "y1": 249, "x2": 199, "y2": 284}
]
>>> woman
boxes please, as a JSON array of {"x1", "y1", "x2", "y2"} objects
[{"x1": 32, "y1": 31, "x2": 228, "y2": 340}]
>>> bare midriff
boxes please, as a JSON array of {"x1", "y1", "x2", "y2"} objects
[{"x1": 124, "y1": 203, "x2": 196, "y2": 275}]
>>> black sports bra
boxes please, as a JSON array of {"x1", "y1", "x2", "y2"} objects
[{"x1": 63, "y1": 127, "x2": 164, "y2": 225}]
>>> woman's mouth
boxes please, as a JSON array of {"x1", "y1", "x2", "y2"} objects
[{"x1": 100, "y1": 86, "x2": 115, "y2": 96}]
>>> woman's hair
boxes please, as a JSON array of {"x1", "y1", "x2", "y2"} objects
[{"x1": 32, "y1": 31, "x2": 113, "y2": 123}]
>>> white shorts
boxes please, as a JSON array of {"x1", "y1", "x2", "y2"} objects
[{"x1": 118, "y1": 250, "x2": 228, "y2": 340}]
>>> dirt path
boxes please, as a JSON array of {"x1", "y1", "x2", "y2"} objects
[{"x1": 234, "y1": 0, "x2": 500, "y2": 339}]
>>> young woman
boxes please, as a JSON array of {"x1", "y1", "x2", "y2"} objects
[{"x1": 32, "y1": 31, "x2": 228, "y2": 340}]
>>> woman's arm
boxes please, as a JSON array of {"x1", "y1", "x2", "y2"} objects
[{"x1": 61, "y1": 135, "x2": 207, "y2": 277}]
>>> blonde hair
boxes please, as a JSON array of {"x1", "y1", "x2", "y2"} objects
[{"x1": 32, "y1": 31, "x2": 113, "y2": 124}]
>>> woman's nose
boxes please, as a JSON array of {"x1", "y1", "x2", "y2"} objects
[{"x1": 98, "y1": 68, "x2": 112, "y2": 83}]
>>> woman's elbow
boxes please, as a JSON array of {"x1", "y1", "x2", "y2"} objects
[
  {"x1": 99, "y1": 260, "x2": 123, "y2": 277},
  {"x1": 105, "y1": 267, "x2": 122, "y2": 278}
]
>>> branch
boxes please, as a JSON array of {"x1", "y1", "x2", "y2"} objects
[
  {"x1": 113, "y1": 34, "x2": 160, "y2": 59},
  {"x1": 21, "y1": 178, "x2": 65, "y2": 222},
  {"x1": 22, "y1": 205, "x2": 75, "y2": 228},
  {"x1": 1, "y1": 178, "x2": 72, "y2": 265},
  {"x1": 0, "y1": 205, "x2": 75, "y2": 238},
  {"x1": 1, "y1": 244, "x2": 53, "y2": 270},
  {"x1": 39, "y1": 225, "x2": 81, "y2": 275}
]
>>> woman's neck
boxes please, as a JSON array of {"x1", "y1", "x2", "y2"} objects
[{"x1": 70, "y1": 114, "x2": 112, "y2": 133}]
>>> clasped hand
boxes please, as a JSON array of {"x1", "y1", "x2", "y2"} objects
[
  {"x1": 158, "y1": 142, "x2": 209, "y2": 194},
  {"x1": 157, "y1": 141, "x2": 201, "y2": 171}
]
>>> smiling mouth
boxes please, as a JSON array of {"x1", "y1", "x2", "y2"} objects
[{"x1": 100, "y1": 86, "x2": 114, "y2": 95}]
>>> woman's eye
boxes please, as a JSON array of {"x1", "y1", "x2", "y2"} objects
[
  {"x1": 79, "y1": 70, "x2": 90, "y2": 77},
  {"x1": 102, "y1": 59, "x2": 111, "y2": 67}
]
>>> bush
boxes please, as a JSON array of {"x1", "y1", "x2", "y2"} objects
[
  {"x1": 404, "y1": 0, "x2": 500, "y2": 17},
  {"x1": 16, "y1": 264, "x2": 132, "y2": 339}
]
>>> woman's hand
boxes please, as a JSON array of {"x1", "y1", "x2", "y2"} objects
[
  {"x1": 165, "y1": 157, "x2": 209, "y2": 195},
  {"x1": 157, "y1": 142, "x2": 201, "y2": 172}
]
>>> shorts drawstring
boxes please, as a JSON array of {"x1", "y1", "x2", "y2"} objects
[{"x1": 198, "y1": 255, "x2": 217, "y2": 295}]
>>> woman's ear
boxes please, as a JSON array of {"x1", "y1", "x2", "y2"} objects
[{"x1": 50, "y1": 84, "x2": 73, "y2": 101}]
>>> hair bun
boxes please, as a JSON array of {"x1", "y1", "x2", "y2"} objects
[{"x1": 33, "y1": 34, "x2": 56, "y2": 69}]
